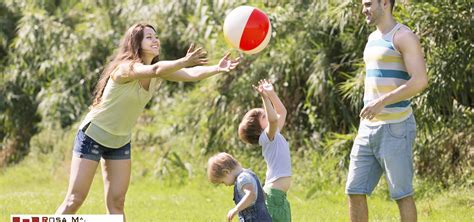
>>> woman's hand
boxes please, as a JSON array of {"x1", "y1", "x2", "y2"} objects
[
  {"x1": 182, "y1": 43, "x2": 208, "y2": 67},
  {"x1": 217, "y1": 52, "x2": 241, "y2": 72}
]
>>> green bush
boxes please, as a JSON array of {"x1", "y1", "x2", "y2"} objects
[{"x1": 0, "y1": 0, "x2": 472, "y2": 188}]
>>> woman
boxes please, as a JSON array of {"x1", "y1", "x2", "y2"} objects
[{"x1": 55, "y1": 23, "x2": 240, "y2": 220}]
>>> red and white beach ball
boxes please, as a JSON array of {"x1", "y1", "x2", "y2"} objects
[{"x1": 223, "y1": 6, "x2": 272, "y2": 54}]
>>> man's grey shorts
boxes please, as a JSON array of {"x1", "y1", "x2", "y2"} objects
[{"x1": 346, "y1": 115, "x2": 416, "y2": 200}]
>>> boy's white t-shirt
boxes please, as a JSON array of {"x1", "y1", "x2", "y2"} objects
[{"x1": 258, "y1": 129, "x2": 292, "y2": 184}]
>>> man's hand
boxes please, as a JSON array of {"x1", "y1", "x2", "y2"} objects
[{"x1": 359, "y1": 97, "x2": 386, "y2": 120}]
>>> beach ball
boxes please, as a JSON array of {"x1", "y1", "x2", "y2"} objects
[{"x1": 223, "y1": 6, "x2": 271, "y2": 54}]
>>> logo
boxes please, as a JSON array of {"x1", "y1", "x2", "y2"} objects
[{"x1": 11, "y1": 215, "x2": 123, "y2": 222}]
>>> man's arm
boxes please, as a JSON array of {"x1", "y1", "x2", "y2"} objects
[
  {"x1": 360, "y1": 29, "x2": 428, "y2": 120},
  {"x1": 384, "y1": 29, "x2": 429, "y2": 104}
]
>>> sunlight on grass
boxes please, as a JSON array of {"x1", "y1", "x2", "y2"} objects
[{"x1": 1, "y1": 154, "x2": 472, "y2": 222}]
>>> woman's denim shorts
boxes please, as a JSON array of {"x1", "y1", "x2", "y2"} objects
[{"x1": 73, "y1": 128, "x2": 131, "y2": 162}]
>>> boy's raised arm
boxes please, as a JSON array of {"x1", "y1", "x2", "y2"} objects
[
  {"x1": 267, "y1": 91, "x2": 287, "y2": 131},
  {"x1": 262, "y1": 79, "x2": 287, "y2": 131},
  {"x1": 262, "y1": 96, "x2": 279, "y2": 140},
  {"x1": 254, "y1": 80, "x2": 279, "y2": 141}
]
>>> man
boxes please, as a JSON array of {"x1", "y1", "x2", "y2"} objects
[{"x1": 345, "y1": 0, "x2": 428, "y2": 221}]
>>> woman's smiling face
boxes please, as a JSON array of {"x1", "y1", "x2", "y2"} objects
[{"x1": 141, "y1": 27, "x2": 160, "y2": 57}]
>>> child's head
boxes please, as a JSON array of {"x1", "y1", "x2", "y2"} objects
[
  {"x1": 207, "y1": 152, "x2": 241, "y2": 186},
  {"x1": 238, "y1": 108, "x2": 267, "y2": 145}
]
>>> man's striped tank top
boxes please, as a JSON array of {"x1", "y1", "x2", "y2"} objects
[{"x1": 362, "y1": 23, "x2": 413, "y2": 125}]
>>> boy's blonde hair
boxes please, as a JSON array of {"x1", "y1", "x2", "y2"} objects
[
  {"x1": 238, "y1": 108, "x2": 264, "y2": 145},
  {"x1": 207, "y1": 152, "x2": 240, "y2": 184}
]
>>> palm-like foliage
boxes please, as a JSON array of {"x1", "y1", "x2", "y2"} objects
[{"x1": 0, "y1": 0, "x2": 472, "y2": 187}]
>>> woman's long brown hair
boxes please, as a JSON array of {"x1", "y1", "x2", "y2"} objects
[{"x1": 91, "y1": 23, "x2": 159, "y2": 107}]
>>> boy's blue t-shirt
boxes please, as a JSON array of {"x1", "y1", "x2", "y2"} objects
[
  {"x1": 233, "y1": 169, "x2": 272, "y2": 222},
  {"x1": 235, "y1": 169, "x2": 258, "y2": 205}
]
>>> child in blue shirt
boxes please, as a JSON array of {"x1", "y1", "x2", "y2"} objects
[{"x1": 207, "y1": 152, "x2": 272, "y2": 222}]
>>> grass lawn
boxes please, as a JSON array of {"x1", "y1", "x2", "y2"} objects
[{"x1": 0, "y1": 153, "x2": 472, "y2": 222}]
